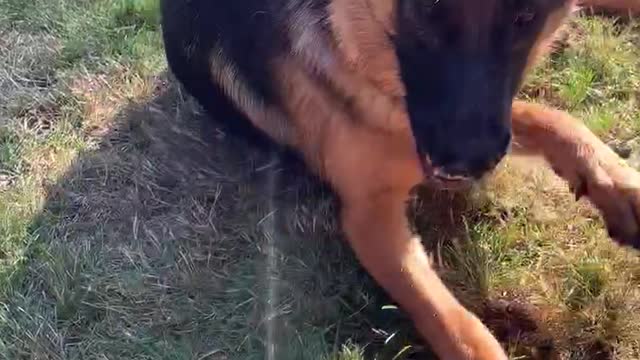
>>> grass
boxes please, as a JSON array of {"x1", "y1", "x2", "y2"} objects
[{"x1": 0, "y1": 0, "x2": 639, "y2": 359}]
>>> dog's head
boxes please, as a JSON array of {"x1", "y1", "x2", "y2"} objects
[{"x1": 370, "y1": 0, "x2": 574, "y2": 181}]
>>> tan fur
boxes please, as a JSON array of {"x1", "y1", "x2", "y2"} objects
[
  {"x1": 280, "y1": 0, "x2": 409, "y2": 133},
  {"x1": 365, "y1": 0, "x2": 397, "y2": 34},
  {"x1": 328, "y1": 0, "x2": 405, "y2": 98},
  {"x1": 207, "y1": 1, "x2": 640, "y2": 358},
  {"x1": 209, "y1": 49, "x2": 293, "y2": 144},
  {"x1": 524, "y1": 3, "x2": 575, "y2": 74}
]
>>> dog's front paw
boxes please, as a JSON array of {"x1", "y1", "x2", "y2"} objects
[
  {"x1": 572, "y1": 156, "x2": 640, "y2": 249},
  {"x1": 447, "y1": 310, "x2": 509, "y2": 360}
]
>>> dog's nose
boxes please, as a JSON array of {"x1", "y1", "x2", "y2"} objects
[{"x1": 430, "y1": 131, "x2": 511, "y2": 180}]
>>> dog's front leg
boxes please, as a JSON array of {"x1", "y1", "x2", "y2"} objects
[
  {"x1": 511, "y1": 100, "x2": 640, "y2": 248},
  {"x1": 339, "y1": 189, "x2": 507, "y2": 359},
  {"x1": 317, "y1": 119, "x2": 507, "y2": 358}
]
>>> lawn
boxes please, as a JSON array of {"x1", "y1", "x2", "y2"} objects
[{"x1": 0, "y1": 0, "x2": 639, "y2": 359}]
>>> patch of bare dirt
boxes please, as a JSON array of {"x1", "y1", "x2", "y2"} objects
[{"x1": 482, "y1": 298, "x2": 559, "y2": 360}]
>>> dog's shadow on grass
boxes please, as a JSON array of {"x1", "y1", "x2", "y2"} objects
[{"x1": 32, "y1": 73, "x2": 551, "y2": 359}]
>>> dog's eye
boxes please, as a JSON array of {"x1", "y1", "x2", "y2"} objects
[{"x1": 514, "y1": 8, "x2": 536, "y2": 28}]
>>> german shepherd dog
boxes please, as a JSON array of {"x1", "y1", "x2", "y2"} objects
[{"x1": 160, "y1": 0, "x2": 640, "y2": 358}]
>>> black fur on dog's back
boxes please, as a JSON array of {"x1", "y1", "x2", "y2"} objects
[
  {"x1": 159, "y1": 0, "x2": 330, "y2": 151},
  {"x1": 161, "y1": 0, "x2": 270, "y2": 148}
]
